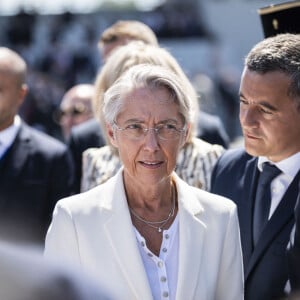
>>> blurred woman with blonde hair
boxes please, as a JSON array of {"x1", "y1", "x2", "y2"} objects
[{"x1": 81, "y1": 41, "x2": 224, "y2": 192}]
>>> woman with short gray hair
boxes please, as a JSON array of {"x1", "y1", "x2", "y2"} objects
[{"x1": 45, "y1": 64, "x2": 244, "y2": 300}]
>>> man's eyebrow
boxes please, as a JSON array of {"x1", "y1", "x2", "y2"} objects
[
  {"x1": 239, "y1": 93, "x2": 278, "y2": 111},
  {"x1": 258, "y1": 101, "x2": 278, "y2": 112}
]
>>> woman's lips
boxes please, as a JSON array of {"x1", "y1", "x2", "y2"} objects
[{"x1": 139, "y1": 161, "x2": 163, "y2": 168}]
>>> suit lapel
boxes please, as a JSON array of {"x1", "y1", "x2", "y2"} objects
[
  {"x1": 102, "y1": 170, "x2": 153, "y2": 300},
  {"x1": 246, "y1": 170, "x2": 300, "y2": 279},
  {"x1": 0, "y1": 125, "x2": 31, "y2": 209},
  {"x1": 175, "y1": 175, "x2": 206, "y2": 300},
  {"x1": 238, "y1": 157, "x2": 259, "y2": 268},
  {"x1": 0, "y1": 125, "x2": 31, "y2": 179}
]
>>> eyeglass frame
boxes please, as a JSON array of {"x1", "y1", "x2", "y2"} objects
[{"x1": 112, "y1": 121, "x2": 187, "y2": 141}]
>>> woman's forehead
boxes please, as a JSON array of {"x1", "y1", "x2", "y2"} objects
[
  {"x1": 123, "y1": 86, "x2": 175, "y2": 103},
  {"x1": 117, "y1": 88, "x2": 181, "y2": 121}
]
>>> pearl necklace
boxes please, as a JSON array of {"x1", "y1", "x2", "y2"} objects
[{"x1": 129, "y1": 187, "x2": 176, "y2": 233}]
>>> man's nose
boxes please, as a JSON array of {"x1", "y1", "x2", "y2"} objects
[{"x1": 240, "y1": 106, "x2": 259, "y2": 128}]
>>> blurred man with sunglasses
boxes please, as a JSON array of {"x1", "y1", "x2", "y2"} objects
[{"x1": 57, "y1": 84, "x2": 95, "y2": 141}]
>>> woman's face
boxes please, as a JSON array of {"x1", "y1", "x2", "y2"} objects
[{"x1": 107, "y1": 86, "x2": 189, "y2": 188}]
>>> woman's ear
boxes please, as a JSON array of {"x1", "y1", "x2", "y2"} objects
[
  {"x1": 106, "y1": 123, "x2": 118, "y2": 148},
  {"x1": 180, "y1": 123, "x2": 191, "y2": 148}
]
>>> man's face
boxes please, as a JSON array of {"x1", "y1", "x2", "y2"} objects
[
  {"x1": 239, "y1": 68, "x2": 300, "y2": 162},
  {"x1": 59, "y1": 95, "x2": 93, "y2": 140},
  {"x1": 0, "y1": 71, "x2": 26, "y2": 131}
]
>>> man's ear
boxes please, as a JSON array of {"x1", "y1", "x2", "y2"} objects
[
  {"x1": 18, "y1": 84, "x2": 28, "y2": 107},
  {"x1": 107, "y1": 123, "x2": 118, "y2": 148}
]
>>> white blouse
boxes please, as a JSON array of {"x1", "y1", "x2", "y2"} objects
[{"x1": 134, "y1": 215, "x2": 179, "y2": 300}]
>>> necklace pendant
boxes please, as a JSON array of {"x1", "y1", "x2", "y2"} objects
[{"x1": 158, "y1": 227, "x2": 162, "y2": 233}]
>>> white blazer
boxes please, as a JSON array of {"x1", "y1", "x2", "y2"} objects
[{"x1": 45, "y1": 168, "x2": 244, "y2": 300}]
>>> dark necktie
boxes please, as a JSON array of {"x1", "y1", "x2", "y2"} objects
[
  {"x1": 293, "y1": 182, "x2": 300, "y2": 248},
  {"x1": 253, "y1": 162, "x2": 282, "y2": 246}
]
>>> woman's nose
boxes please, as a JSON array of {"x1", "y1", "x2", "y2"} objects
[{"x1": 143, "y1": 129, "x2": 160, "y2": 151}]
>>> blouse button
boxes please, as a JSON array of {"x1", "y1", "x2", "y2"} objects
[{"x1": 163, "y1": 291, "x2": 169, "y2": 297}]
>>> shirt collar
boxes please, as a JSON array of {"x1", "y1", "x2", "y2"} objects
[
  {"x1": 258, "y1": 152, "x2": 300, "y2": 179},
  {"x1": 0, "y1": 115, "x2": 21, "y2": 148}
]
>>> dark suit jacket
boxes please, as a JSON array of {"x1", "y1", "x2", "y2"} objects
[
  {"x1": 197, "y1": 111, "x2": 230, "y2": 148},
  {"x1": 0, "y1": 241, "x2": 111, "y2": 300},
  {"x1": 0, "y1": 122, "x2": 74, "y2": 244},
  {"x1": 211, "y1": 148, "x2": 300, "y2": 300},
  {"x1": 68, "y1": 118, "x2": 105, "y2": 193},
  {"x1": 287, "y1": 184, "x2": 300, "y2": 294}
]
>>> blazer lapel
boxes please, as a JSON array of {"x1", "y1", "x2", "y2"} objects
[
  {"x1": 175, "y1": 174, "x2": 206, "y2": 300},
  {"x1": 103, "y1": 170, "x2": 153, "y2": 300},
  {"x1": 246, "y1": 170, "x2": 300, "y2": 279}
]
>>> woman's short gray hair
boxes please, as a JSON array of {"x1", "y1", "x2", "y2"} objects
[{"x1": 103, "y1": 64, "x2": 195, "y2": 126}]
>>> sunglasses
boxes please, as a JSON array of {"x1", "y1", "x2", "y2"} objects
[{"x1": 53, "y1": 103, "x2": 91, "y2": 123}]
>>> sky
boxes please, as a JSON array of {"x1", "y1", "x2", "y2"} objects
[{"x1": 0, "y1": 0, "x2": 164, "y2": 15}]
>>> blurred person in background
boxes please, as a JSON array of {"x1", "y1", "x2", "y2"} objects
[
  {"x1": 98, "y1": 19, "x2": 159, "y2": 62},
  {"x1": 81, "y1": 41, "x2": 224, "y2": 193},
  {"x1": 45, "y1": 64, "x2": 243, "y2": 300},
  {"x1": 192, "y1": 72, "x2": 233, "y2": 148},
  {"x1": 0, "y1": 240, "x2": 112, "y2": 300},
  {"x1": 70, "y1": 19, "x2": 228, "y2": 193},
  {"x1": 0, "y1": 47, "x2": 74, "y2": 245},
  {"x1": 197, "y1": 109, "x2": 230, "y2": 148},
  {"x1": 56, "y1": 84, "x2": 95, "y2": 141}
]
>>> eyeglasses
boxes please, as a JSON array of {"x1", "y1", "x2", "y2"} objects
[
  {"x1": 113, "y1": 122, "x2": 186, "y2": 141},
  {"x1": 59, "y1": 104, "x2": 90, "y2": 118}
]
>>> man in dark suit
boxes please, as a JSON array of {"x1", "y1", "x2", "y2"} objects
[
  {"x1": 211, "y1": 33, "x2": 300, "y2": 300},
  {"x1": 287, "y1": 182, "x2": 300, "y2": 296},
  {"x1": 0, "y1": 47, "x2": 74, "y2": 244},
  {"x1": 197, "y1": 110, "x2": 229, "y2": 148},
  {"x1": 68, "y1": 118, "x2": 105, "y2": 193}
]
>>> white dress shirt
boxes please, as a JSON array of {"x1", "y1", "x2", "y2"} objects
[
  {"x1": 258, "y1": 152, "x2": 300, "y2": 218},
  {"x1": 0, "y1": 116, "x2": 21, "y2": 159}
]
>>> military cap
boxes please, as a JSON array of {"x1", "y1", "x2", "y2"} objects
[{"x1": 258, "y1": 0, "x2": 300, "y2": 37}]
